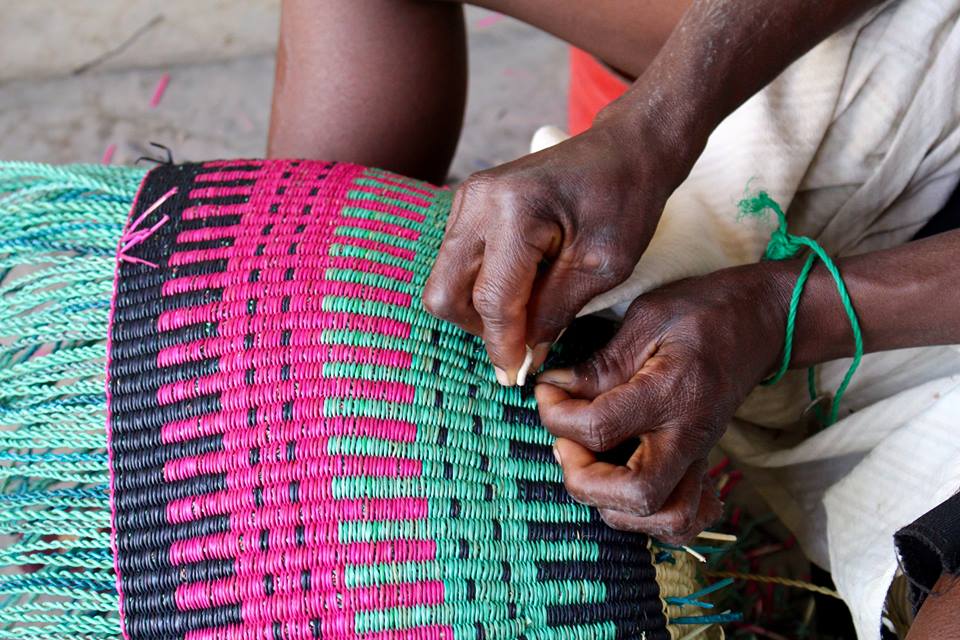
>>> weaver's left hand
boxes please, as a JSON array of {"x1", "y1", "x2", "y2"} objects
[{"x1": 536, "y1": 264, "x2": 788, "y2": 543}]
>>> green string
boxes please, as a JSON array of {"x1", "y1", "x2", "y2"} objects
[
  {"x1": 738, "y1": 191, "x2": 863, "y2": 426},
  {"x1": 0, "y1": 162, "x2": 143, "y2": 637}
]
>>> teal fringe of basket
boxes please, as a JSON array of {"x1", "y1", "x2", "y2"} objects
[{"x1": 0, "y1": 162, "x2": 146, "y2": 639}]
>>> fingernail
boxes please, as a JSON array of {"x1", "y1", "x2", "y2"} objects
[
  {"x1": 530, "y1": 342, "x2": 551, "y2": 372},
  {"x1": 494, "y1": 366, "x2": 510, "y2": 386},
  {"x1": 539, "y1": 368, "x2": 574, "y2": 386},
  {"x1": 516, "y1": 346, "x2": 535, "y2": 387},
  {"x1": 552, "y1": 443, "x2": 562, "y2": 465}
]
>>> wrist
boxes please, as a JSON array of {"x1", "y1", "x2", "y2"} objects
[
  {"x1": 736, "y1": 260, "x2": 795, "y2": 382},
  {"x1": 591, "y1": 82, "x2": 710, "y2": 192},
  {"x1": 761, "y1": 258, "x2": 858, "y2": 370}
]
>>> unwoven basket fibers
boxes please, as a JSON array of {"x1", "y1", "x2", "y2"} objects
[{"x1": 0, "y1": 160, "x2": 726, "y2": 640}]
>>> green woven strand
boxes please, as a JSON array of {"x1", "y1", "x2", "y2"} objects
[
  {"x1": 320, "y1": 399, "x2": 548, "y2": 444},
  {"x1": 337, "y1": 175, "x2": 580, "y2": 637},
  {"x1": 335, "y1": 225, "x2": 421, "y2": 253},
  {"x1": 327, "y1": 435, "x2": 561, "y2": 483},
  {"x1": 739, "y1": 191, "x2": 864, "y2": 426},
  {"x1": 0, "y1": 161, "x2": 145, "y2": 638},
  {"x1": 346, "y1": 190, "x2": 432, "y2": 215},
  {"x1": 352, "y1": 178, "x2": 434, "y2": 199},
  {"x1": 346, "y1": 559, "x2": 549, "y2": 589}
]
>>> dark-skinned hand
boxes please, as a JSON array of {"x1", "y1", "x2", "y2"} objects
[
  {"x1": 417, "y1": 0, "x2": 890, "y2": 542},
  {"x1": 535, "y1": 265, "x2": 788, "y2": 543},
  {"x1": 420, "y1": 0, "x2": 883, "y2": 387},
  {"x1": 422, "y1": 118, "x2": 691, "y2": 385}
]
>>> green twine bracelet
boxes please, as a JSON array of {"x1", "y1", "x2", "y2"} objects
[{"x1": 738, "y1": 191, "x2": 863, "y2": 426}]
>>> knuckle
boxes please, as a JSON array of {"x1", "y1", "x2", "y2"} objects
[
  {"x1": 471, "y1": 284, "x2": 509, "y2": 322},
  {"x1": 658, "y1": 530, "x2": 693, "y2": 546},
  {"x1": 489, "y1": 184, "x2": 526, "y2": 214},
  {"x1": 585, "y1": 350, "x2": 625, "y2": 388},
  {"x1": 577, "y1": 244, "x2": 635, "y2": 283},
  {"x1": 599, "y1": 509, "x2": 638, "y2": 533},
  {"x1": 462, "y1": 175, "x2": 531, "y2": 219},
  {"x1": 561, "y1": 474, "x2": 591, "y2": 507},
  {"x1": 598, "y1": 510, "x2": 623, "y2": 530},
  {"x1": 583, "y1": 398, "x2": 633, "y2": 452},
  {"x1": 537, "y1": 406, "x2": 562, "y2": 434},
  {"x1": 704, "y1": 497, "x2": 724, "y2": 528},
  {"x1": 535, "y1": 314, "x2": 568, "y2": 338},
  {"x1": 422, "y1": 282, "x2": 458, "y2": 320},
  {"x1": 666, "y1": 508, "x2": 695, "y2": 535},
  {"x1": 457, "y1": 175, "x2": 493, "y2": 204},
  {"x1": 631, "y1": 478, "x2": 668, "y2": 516},
  {"x1": 580, "y1": 411, "x2": 609, "y2": 452}
]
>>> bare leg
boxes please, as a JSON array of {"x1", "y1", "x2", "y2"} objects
[
  {"x1": 267, "y1": 0, "x2": 692, "y2": 182},
  {"x1": 268, "y1": 0, "x2": 468, "y2": 184}
]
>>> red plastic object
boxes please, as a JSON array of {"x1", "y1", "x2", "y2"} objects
[{"x1": 568, "y1": 47, "x2": 630, "y2": 135}]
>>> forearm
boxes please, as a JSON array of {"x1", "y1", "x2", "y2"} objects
[
  {"x1": 764, "y1": 230, "x2": 960, "y2": 368},
  {"x1": 599, "y1": 0, "x2": 884, "y2": 173},
  {"x1": 469, "y1": 0, "x2": 692, "y2": 79}
]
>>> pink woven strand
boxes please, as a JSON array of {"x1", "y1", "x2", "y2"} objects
[
  {"x1": 149, "y1": 72, "x2": 170, "y2": 108},
  {"x1": 476, "y1": 12, "x2": 506, "y2": 28},
  {"x1": 151, "y1": 162, "x2": 437, "y2": 638},
  {"x1": 101, "y1": 143, "x2": 117, "y2": 165},
  {"x1": 222, "y1": 496, "x2": 429, "y2": 531},
  {"x1": 194, "y1": 169, "x2": 264, "y2": 182},
  {"x1": 121, "y1": 214, "x2": 169, "y2": 252},
  {"x1": 164, "y1": 445, "x2": 422, "y2": 483},
  {"x1": 185, "y1": 623, "x2": 454, "y2": 640},
  {"x1": 165, "y1": 475, "x2": 426, "y2": 524},
  {"x1": 203, "y1": 159, "x2": 267, "y2": 168},
  {"x1": 161, "y1": 259, "x2": 413, "y2": 296},
  {"x1": 230, "y1": 540, "x2": 437, "y2": 576},
  {"x1": 362, "y1": 170, "x2": 436, "y2": 198},
  {"x1": 189, "y1": 185, "x2": 255, "y2": 199},
  {"x1": 122, "y1": 187, "x2": 177, "y2": 241},
  {"x1": 157, "y1": 353, "x2": 414, "y2": 404},
  {"x1": 350, "y1": 186, "x2": 431, "y2": 209},
  {"x1": 176, "y1": 577, "x2": 444, "y2": 614},
  {"x1": 169, "y1": 520, "x2": 432, "y2": 566},
  {"x1": 159, "y1": 400, "x2": 419, "y2": 445}
]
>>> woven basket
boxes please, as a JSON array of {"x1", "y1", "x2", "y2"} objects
[{"x1": 0, "y1": 160, "x2": 724, "y2": 640}]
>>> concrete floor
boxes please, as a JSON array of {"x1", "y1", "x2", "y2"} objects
[{"x1": 0, "y1": 7, "x2": 568, "y2": 184}]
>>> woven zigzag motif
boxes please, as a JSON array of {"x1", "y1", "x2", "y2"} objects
[
  {"x1": 106, "y1": 160, "x2": 682, "y2": 640},
  {"x1": 89, "y1": 159, "x2": 697, "y2": 640}
]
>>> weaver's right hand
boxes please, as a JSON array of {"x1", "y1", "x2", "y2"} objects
[{"x1": 423, "y1": 115, "x2": 693, "y2": 385}]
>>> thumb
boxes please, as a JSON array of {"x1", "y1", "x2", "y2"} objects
[{"x1": 538, "y1": 320, "x2": 661, "y2": 399}]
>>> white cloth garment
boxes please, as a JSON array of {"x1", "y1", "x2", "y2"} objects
[{"x1": 535, "y1": 1, "x2": 960, "y2": 637}]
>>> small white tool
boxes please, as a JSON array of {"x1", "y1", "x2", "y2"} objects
[{"x1": 516, "y1": 346, "x2": 535, "y2": 386}]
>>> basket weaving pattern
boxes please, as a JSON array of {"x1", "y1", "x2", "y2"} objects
[{"x1": 0, "y1": 160, "x2": 713, "y2": 640}]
